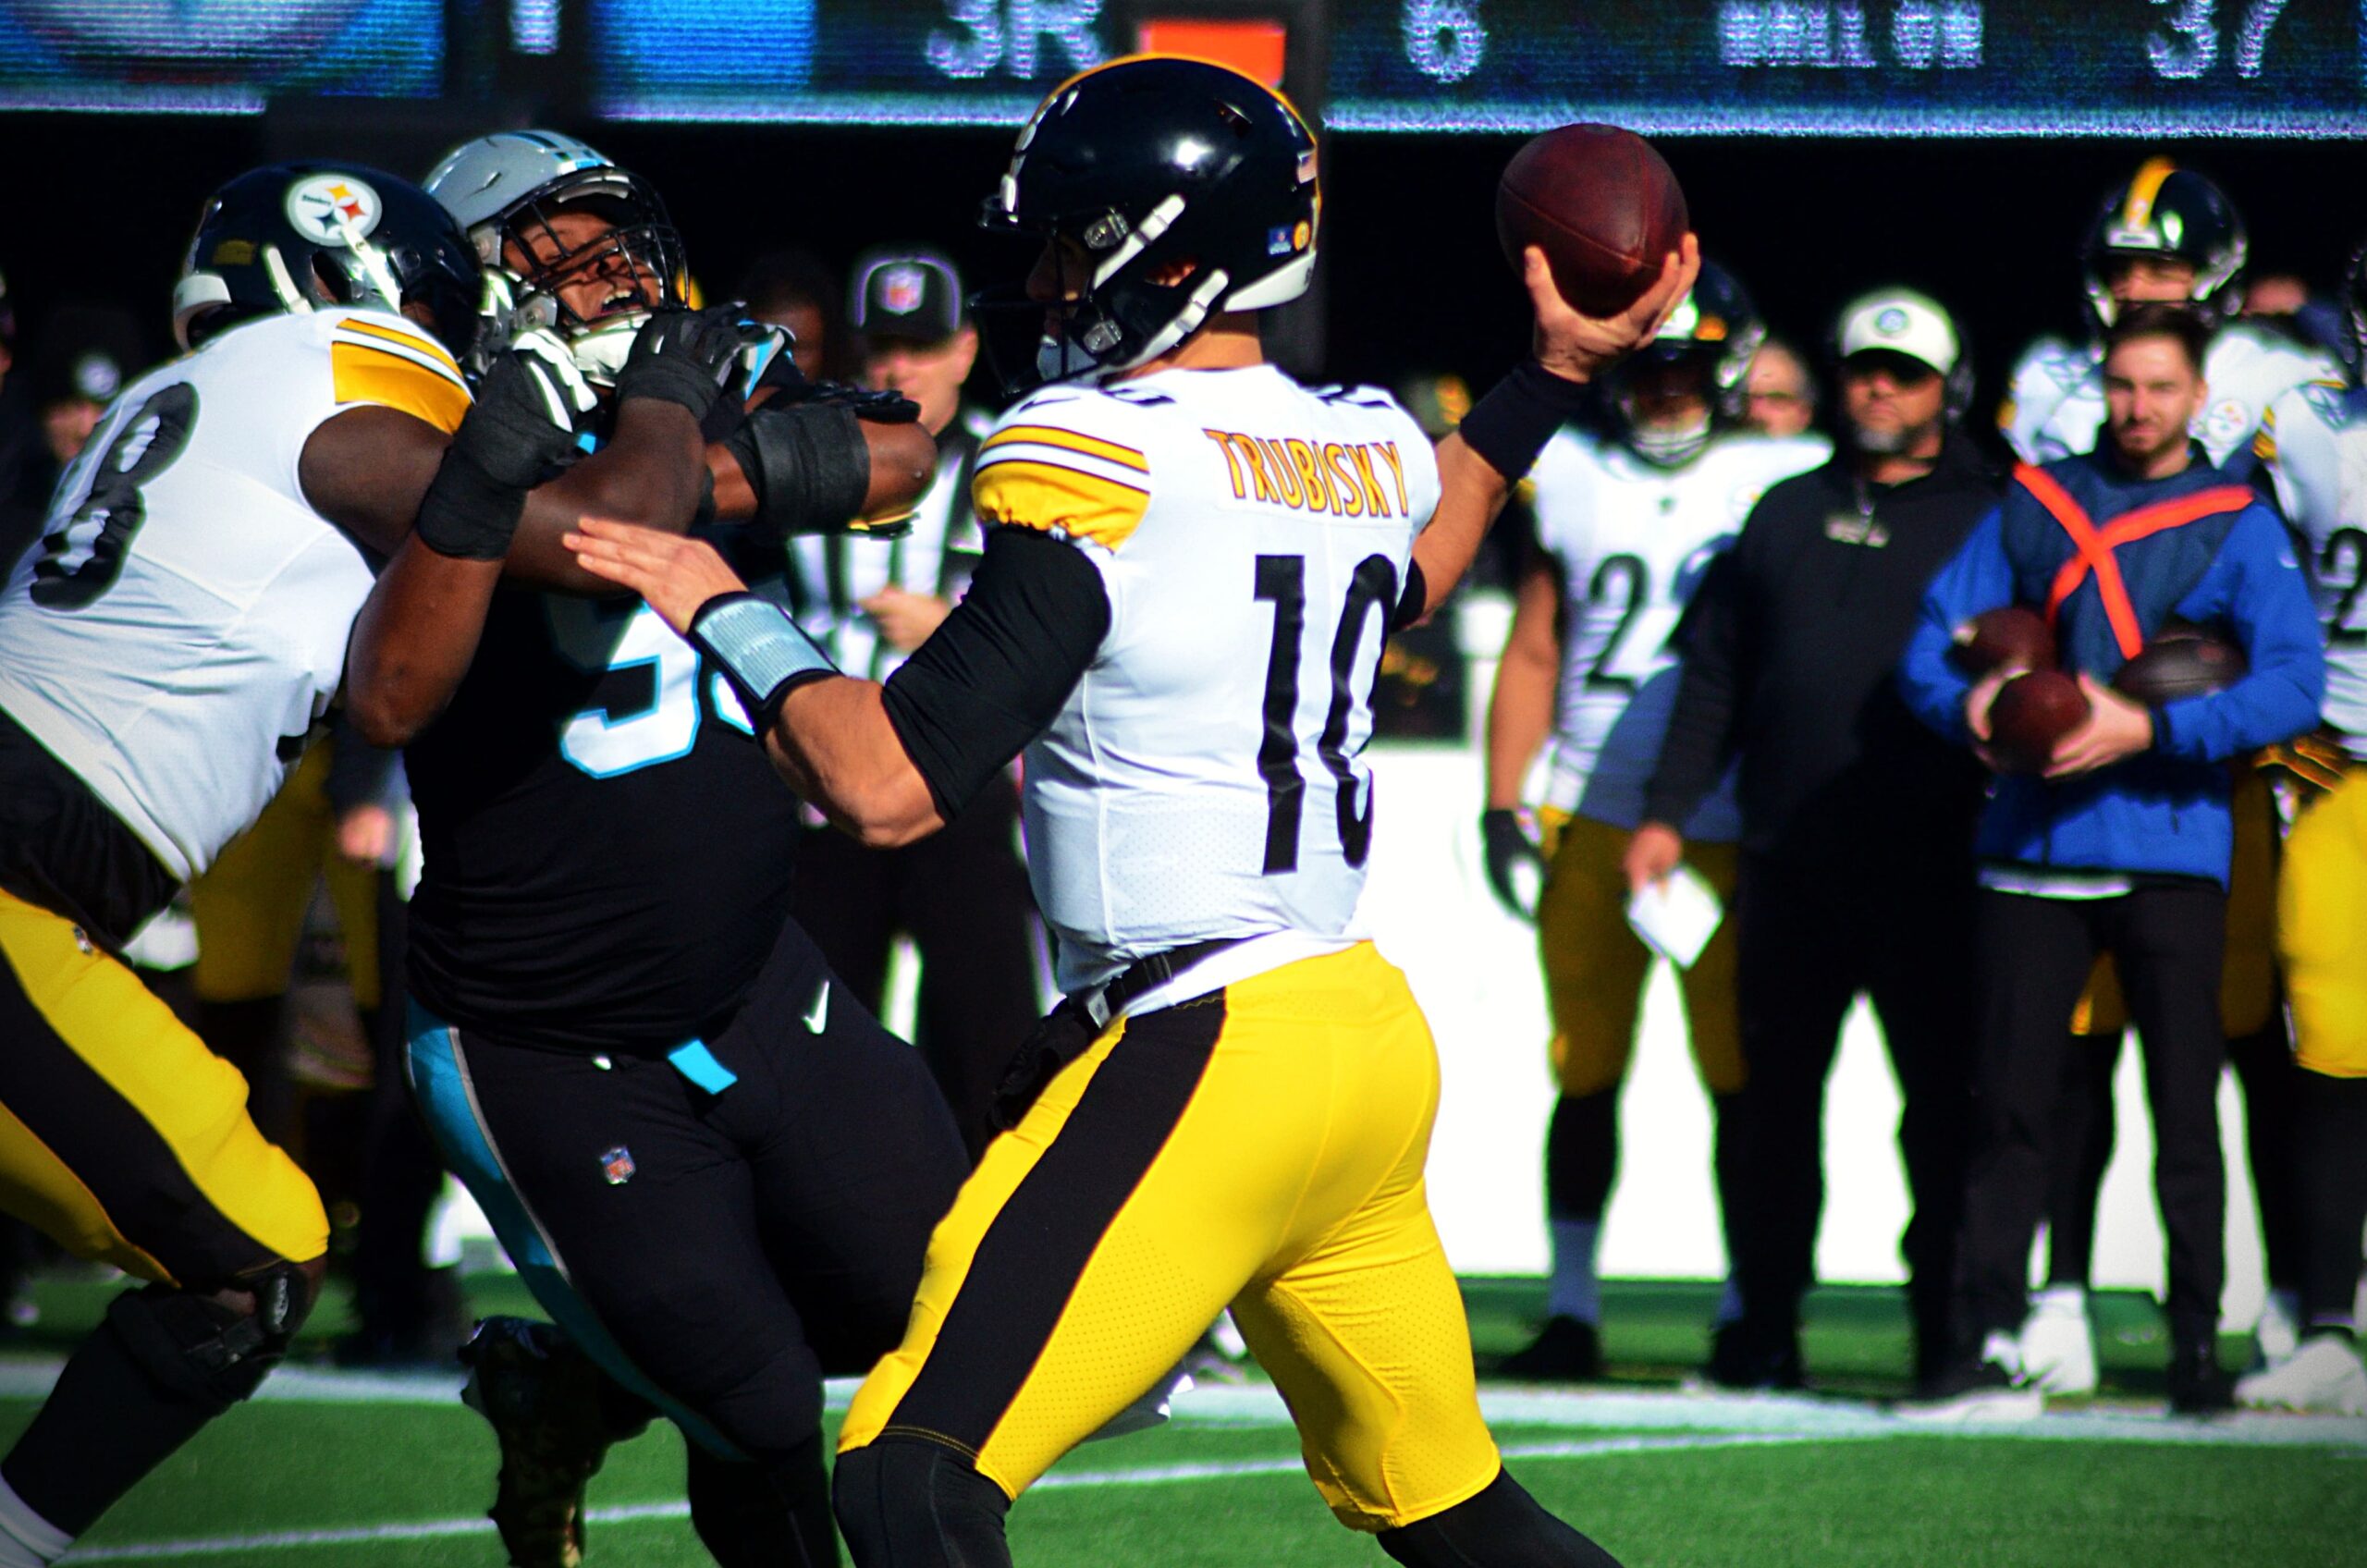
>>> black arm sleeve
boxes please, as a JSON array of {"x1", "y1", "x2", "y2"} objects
[
  {"x1": 324, "y1": 711, "x2": 399, "y2": 815},
  {"x1": 879, "y1": 527, "x2": 1111, "y2": 818},
  {"x1": 1642, "y1": 540, "x2": 1748, "y2": 829}
]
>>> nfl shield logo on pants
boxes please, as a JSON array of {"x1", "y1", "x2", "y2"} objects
[{"x1": 600, "y1": 1146, "x2": 636, "y2": 1185}]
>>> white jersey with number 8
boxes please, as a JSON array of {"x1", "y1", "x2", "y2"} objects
[
  {"x1": 973, "y1": 365, "x2": 1439, "y2": 998},
  {"x1": 0, "y1": 309, "x2": 471, "y2": 881}
]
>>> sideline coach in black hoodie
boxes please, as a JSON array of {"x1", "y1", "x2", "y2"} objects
[{"x1": 1628, "y1": 289, "x2": 1998, "y2": 1389}]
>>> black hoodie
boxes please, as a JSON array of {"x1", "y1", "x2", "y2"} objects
[{"x1": 1643, "y1": 432, "x2": 2000, "y2": 870}]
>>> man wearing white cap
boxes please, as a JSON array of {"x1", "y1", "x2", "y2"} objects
[{"x1": 1633, "y1": 288, "x2": 2000, "y2": 1389}]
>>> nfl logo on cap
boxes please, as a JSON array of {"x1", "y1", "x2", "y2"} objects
[{"x1": 879, "y1": 264, "x2": 926, "y2": 316}]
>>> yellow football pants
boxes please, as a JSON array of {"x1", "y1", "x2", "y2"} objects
[
  {"x1": 2280, "y1": 767, "x2": 2367, "y2": 1077},
  {"x1": 839, "y1": 942, "x2": 1502, "y2": 1532},
  {"x1": 0, "y1": 888, "x2": 327, "y2": 1282},
  {"x1": 1538, "y1": 815, "x2": 1742, "y2": 1098},
  {"x1": 2070, "y1": 767, "x2": 2279, "y2": 1039},
  {"x1": 190, "y1": 741, "x2": 382, "y2": 1008}
]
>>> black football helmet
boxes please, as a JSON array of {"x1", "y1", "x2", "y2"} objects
[
  {"x1": 1599, "y1": 259, "x2": 1762, "y2": 467},
  {"x1": 974, "y1": 55, "x2": 1320, "y2": 395},
  {"x1": 2080, "y1": 157, "x2": 2247, "y2": 331},
  {"x1": 173, "y1": 163, "x2": 481, "y2": 356}
]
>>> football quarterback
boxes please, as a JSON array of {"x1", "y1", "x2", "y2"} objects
[{"x1": 566, "y1": 55, "x2": 1690, "y2": 1568}]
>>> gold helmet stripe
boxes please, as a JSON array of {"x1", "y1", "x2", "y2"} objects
[{"x1": 2121, "y1": 157, "x2": 2178, "y2": 231}]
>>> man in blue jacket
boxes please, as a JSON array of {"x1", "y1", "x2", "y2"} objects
[{"x1": 1897, "y1": 303, "x2": 2324, "y2": 1417}]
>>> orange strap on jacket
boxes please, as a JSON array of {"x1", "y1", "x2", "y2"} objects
[{"x1": 2014, "y1": 463, "x2": 2254, "y2": 660}]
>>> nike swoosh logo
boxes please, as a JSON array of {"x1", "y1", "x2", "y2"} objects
[{"x1": 802, "y1": 982, "x2": 829, "y2": 1035}]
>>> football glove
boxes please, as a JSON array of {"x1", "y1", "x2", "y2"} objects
[
  {"x1": 1480, "y1": 807, "x2": 1545, "y2": 921},
  {"x1": 414, "y1": 333, "x2": 587, "y2": 560},
  {"x1": 616, "y1": 306, "x2": 771, "y2": 422}
]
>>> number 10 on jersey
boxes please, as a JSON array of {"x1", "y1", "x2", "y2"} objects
[{"x1": 1253, "y1": 552, "x2": 1401, "y2": 876}]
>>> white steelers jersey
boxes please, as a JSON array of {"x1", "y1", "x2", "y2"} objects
[
  {"x1": 2001, "y1": 323, "x2": 2340, "y2": 472},
  {"x1": 974, "y1": 363, "x2": 1438, "y2": 998},
  {"x1": 2258, "y1": 379, "x2": 2367, "y2": 753},
  {"x1": 0, "y1": 308, "x2": 471, "y2": 881},
  {"x1": 1527, "y1": 425, "x2": 1828, "y2": 839}
]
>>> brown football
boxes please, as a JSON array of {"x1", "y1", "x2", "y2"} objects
[
  {"x1": 1952, "y1": 606, "x2": 2056, "y2": 676},
  {"x1": 1495, "y1": 124, "x2": 1689, "y2": 316},
  {"x1": 1989, "y1": 670, "x2": 2090, "y2": 775},
  {"x1": 2113, "y1": 630, "x2": 2247, "y2": 704}
]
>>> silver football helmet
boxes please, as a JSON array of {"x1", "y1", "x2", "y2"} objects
[{"x1": 423, "y1": 130, "x2": 689, "y2": 385}]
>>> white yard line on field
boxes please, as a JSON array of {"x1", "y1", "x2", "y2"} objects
[{"x1": 59, "y1": 1432, "x2": 1837, "y2": 1562}]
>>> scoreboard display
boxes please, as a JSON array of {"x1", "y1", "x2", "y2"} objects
[{"x1": 2, "y1": 0, "x2": 2361, "y2": 135}]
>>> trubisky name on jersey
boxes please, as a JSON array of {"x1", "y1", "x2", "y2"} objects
[{"x1": 1201, "y1": 428, "x2": 1410, "y2": 518}]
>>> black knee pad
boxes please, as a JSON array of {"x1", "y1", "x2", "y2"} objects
[
  {"x1": 832, "y1": 1438, "x2": 1012, "y2": 1568},
  {"x1": 101, "y1": 1261, "x2": 316, "y2": 1415},
  {"x1": 1379, "y1": 1469, "x2": 1622, "y2": 1568}
]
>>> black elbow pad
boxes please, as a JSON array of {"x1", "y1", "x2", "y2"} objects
[{"x1": 724, "y1": 402, "x2": 873, "y2": 540}]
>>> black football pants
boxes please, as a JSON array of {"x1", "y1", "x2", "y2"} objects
[
  {"x1": 793, "y1": 774, "x2": 1041, "y2": 1159},
  {"x1": 1726, "y1": 853, "x2": 1977, "y2": 1372},
  {"x1": 1953, "y1": 885, "x2": 2228, "y2": 1350},
  {"x1": 411, "y1": 919, "x2": 968, "y2": 1466}
]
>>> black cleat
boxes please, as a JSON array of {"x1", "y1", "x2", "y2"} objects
[
  {"x1": 460, "y1": 1317, "x2": 629, "y2": 1568},
  {"x1": 1705, "y1": 1321, "x2": 1805, "y2": 1391},
  {"x1": 1899, "y1": 1350, "x2": 2043, "y2": 1424},
  {"x1": 2166, "y1": 1340, "x2": 2237, "y2": 1415},
  {"x1": 1499, "y1": 1316, "x2": 1604, "y2": 1383}
]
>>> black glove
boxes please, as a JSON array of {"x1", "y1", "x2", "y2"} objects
[
  {"x1": 614, "y1": 306, "x2": 759, "y2": 422},
  {"x1": 1480, "y1": 808, "x2": 1546, "y2": 921},
  {"x1": 413, "y1": 340, "x2": 585, "y2": 560},
  {"x1": 792, "y1": 379, "x2": 923, "y2": 423}
]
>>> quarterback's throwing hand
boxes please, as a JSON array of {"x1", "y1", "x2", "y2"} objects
[
  {"x1": 564, "y1": 518, "x2": 750, "y2": 636},
  {"x1": 1527, "y1": 234, "x2": 1700, "y2": 386}
]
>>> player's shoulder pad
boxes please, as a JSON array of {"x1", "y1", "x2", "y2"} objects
[
  {"x1": 321, "y1": 308, "x2": 472, "y2": 435},
  {"x1": 2008, "y1": 335, "x2": 2092, "y2": 395},
  {"x1": 973, "y1": 386, "x2": 1154, "y2": 551},
  {"x1": 1710, "y1": 429, "x2": 1832, "y2": 479}
]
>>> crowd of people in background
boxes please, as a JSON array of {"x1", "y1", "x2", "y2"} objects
[{"x1": 0, "y1": 141, "x2": 2359, "y2": 1480}]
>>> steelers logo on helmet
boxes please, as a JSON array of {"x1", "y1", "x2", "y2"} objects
[{"x1": 284, "y1": 174, "x2": 385, "y2": 248}]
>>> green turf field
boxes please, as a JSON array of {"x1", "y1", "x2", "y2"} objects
[{"x1": 5, "y1": 1275, "x2": 2360, "y2": 1566}]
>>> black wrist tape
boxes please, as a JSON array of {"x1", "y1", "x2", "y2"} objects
[
  {"x1": 690, "y1": 592, "x2": 840, "y2": 730},
  {"x1": 1458, "y1": 360, "x2": 1592, "y2": 482},
  {"x1": 729, "y1": 403, "x2": 873, "y2": 539},
  {"x1": 414, "y1": 441, "x2": 528, "y2": 561}
]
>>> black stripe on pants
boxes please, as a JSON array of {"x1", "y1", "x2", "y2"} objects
[
  {"x1": 1953, "y1": 884, "x2": 2227, "y2": 1348},
  {"x1": 882, "y1": 998, "x2": 1224, "y2": 1453}
]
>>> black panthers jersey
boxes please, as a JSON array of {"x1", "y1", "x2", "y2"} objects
[{"x1": 405, "y1": 536, "x2": 802, "y2": 1054}]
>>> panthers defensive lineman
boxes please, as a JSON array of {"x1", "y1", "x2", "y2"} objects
[
  {"x1": 0, "y1": 162, "x2": 649, "y2": 1565},
  {"x1": 1482, "y1": 264, "x2": 1826, "y2": 1380},
  {"x1": 1998, "y1": 156, "x2": 2333, "y2": 1394},
  {"x1": 2240, "y1": 257, "x2": 2367, "y2": 1414},
  {"x1": 570, "y1": 55, "x2": 1691, "y2": 1568},
  {"x1": 382, "y1": 131, "x2": 964, "y2": 1568}
]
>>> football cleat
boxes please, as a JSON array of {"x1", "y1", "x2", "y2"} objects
[
  {"x1": 1702, "y1": 1319, "x2": 1805, "y2": 1392},
  {"x1": 1898, "y1": 1333, "x2": 2045, "y2": 1424},
  {"x1": 2249, "y1": 1288, "x2": 2301, "y2": 1373},
  {"x1": 2165, "y1": 1339, "x2": 2236, "y2": 1416},
  {"x1": 1499, "y1": 1316, "x2": 1604, "y2": 1383},
  {"x1": 460, "y1": 1317, "x2": 634, "y2": 1568},
  {"x1": 2234, "y1": 1332, "x2": 2367, "y2": 1415},
  {"x1": 2017, "y1": 1285, "x2": 2099, "y2": 1396}
]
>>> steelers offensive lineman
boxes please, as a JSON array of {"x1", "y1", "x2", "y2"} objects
[
  {"x1": 1998, "y1": 156, "x2": 2335, "y2": 1392},
  {"x1": 1482, "y1": 264, "x2": 1826, "y2": 1380},
  {"x1": 376, "y1": 132, "x2": 964, "y2": 1568},
  {"x1": 0, "y1": 163, "x2": 678, "y2": 1565},
  {"x1": 2239, "y1": 260, "x2": 2367, "y2": 1414},
  {"x1": 568, "y1": 56, "x2": 1693, "y2": 1568}
]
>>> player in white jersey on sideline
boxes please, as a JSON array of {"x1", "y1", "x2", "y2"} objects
[
  {"x1": 2240, "y1": 250, "x2": 2367, "y2": 1413},
  {"x1": 1996, "y1": 155, "x2": 2336, "y2": 1394},
  {"x1": 564, "y1": 54, "x2": 1697, "y2": 1568},
  {"x1": 2000, "y1": 157, "x2": 2339, "y2": 477},
  {"x1": 0, "y1": 159, "x2": 724, "y2": 1566},
  {"x1": 1482, "y1": 263, "x2": 1827, "y2": 1381}
]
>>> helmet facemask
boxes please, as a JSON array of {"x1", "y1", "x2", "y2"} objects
[{"x1": 474, "y1": 173, "x2": 688, "y2": 386}]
